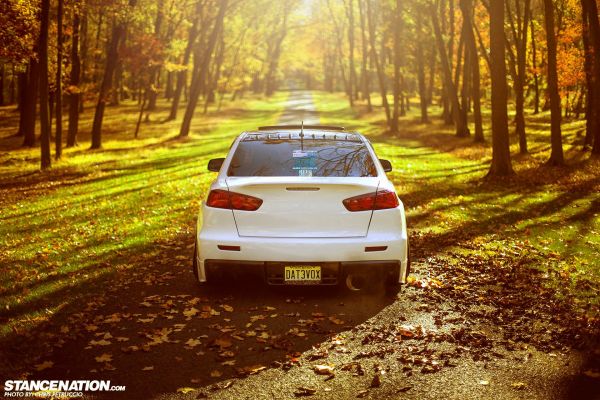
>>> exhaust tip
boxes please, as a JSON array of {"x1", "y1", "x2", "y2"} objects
[{"x1": 346, "y1": 274, "x2": 366, "y2": 291}]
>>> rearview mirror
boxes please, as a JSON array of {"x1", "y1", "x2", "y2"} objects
[
  {"x1": 379, "y1": 159, "x2": 392, "y2": 173},
  {"x1": 207, "y1": 158, "x2": 225, "y2": 172}
]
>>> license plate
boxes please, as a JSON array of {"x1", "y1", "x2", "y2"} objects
[{"x1": 284, "y1": 265, "x2": 321, "y2": 284}]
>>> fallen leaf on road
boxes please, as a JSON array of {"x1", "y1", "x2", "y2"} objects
[
  {"x1": 176, "y1": 387, "x2": 196, "y2": 394},
  {"x1": 95, "y1": 353, "x2": 112, "y2": 363},
  {"x1": 511, "y1": 382, "x2": 527, "y2": 390},
  {"x1": 221, "y1": 304, "x2": 234, "y2": 312},
  {"x1": 313, "y1": 365, "x2": 334, "y2": 375},
  {"x1": 185, "y1": 338, "x2": 202, "y2": 348},
  {"x1": 210, "y1": 370, "x2": 222, "y2": 378},
  {"x1": 34, "y1": 361, "x2": 53, "y2": 371},
  {"x1": 294, "y1": 387, "x2": 317, "y2": 397},
  {"x1": 583, "y1": 370, "x2": 600, "y2": 379},
  {"x1": 142, "y1": 366, "x2": 154, "y2": 371},
  {"x1": 479, "y1": 380, "x2": 489, "y2": 385},
  {"x1": 89, "y1": 339, "x2": 111, "y2": 346}
]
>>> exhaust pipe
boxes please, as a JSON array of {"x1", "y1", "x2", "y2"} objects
[{"x1": 345, "y1": 274, "x2": 366, "y2": 291}]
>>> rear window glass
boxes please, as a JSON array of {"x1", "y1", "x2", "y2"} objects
[{"x1": 227, "y1": 139, "x2": 377, "y2": 177}]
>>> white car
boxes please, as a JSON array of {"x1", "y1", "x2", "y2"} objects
[{"x1": 193, "y1": 125, "x2": 410, "y2": 291}]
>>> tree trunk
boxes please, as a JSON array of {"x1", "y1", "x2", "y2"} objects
[
  {"x1": 168, "y1": 0, "x2": 202, "y2": 121},
  {"x1": 460, "y1": 0, "x2": 483, "y2": 141},
  {"x1": 487, "y1": 0, "x2": 513, "y2": 176},
  {"x1": 67, "y1": 8, "x2": 81, "y2": 147},
  {"x1": 346, "y1": 0, "x2": 357, "y2": 102},
  {"x1": 582, "y1": 0, "x2": 600, "y2": 154},
  {"x1": 366, "y1": 0, "x2": 390, "y2": 126},
  {"x1": 530, "y1": 18, "x2": 540, "y2": 114},
  {"x1": 90, "y1": 0, "x2": 137, "y2": 149},
  {"x1": 358, "y1": 0, "x2": 372, "y2": 111},
  {"x1": 55, "y1": 0, "x2": 64, "y2": 160},
  {"x1": 179, "y1": 0, "x2": 227, "y2": 137},
  {"x1": 0, "y1": 64, "x2": 4, "y2": 106},
  {"x1": 506, "y1": 0, "x2": 531, "y2": 154},
  {"x1": 431, "y1": 5, "x2": 469, "y2": 137},
  {"x1": 79, "y1": 10, "x2": 88, "y2": 113},
  {"x1": 391, "y1": 0, "x2": 402, "y2": 132},
  {"x1": 543, "y1": 0, "x2": 564, "y2": 165},
  {"x1": 39, "y1": 0, "x2": 51, "y2": 169},
  {"x1": 21, "y1": 59, "x2": 39, "y2": 147},
  {"x1": 147, "y1": 0, "x2": 164, "y2": 111},
  {"x1": 16, "y1": 71, "x2": 27, "y2": 135},
  {"x1": 416, "y1": 13, "x2": 429, "y2": 123}
]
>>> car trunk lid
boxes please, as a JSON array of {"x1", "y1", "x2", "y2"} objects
[{"x1": 225, "y1": 177, "x2": 379, "y2": 238}]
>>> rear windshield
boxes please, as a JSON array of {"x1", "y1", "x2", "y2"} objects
[{"x1": 227, "y1": 139, "x2": 377, "y2": 177}]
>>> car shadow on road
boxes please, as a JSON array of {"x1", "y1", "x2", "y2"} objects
[{"x1": 18, "y1": 248, "x2": 395, "y2": 399}]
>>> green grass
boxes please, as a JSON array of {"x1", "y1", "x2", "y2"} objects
[
  {"x1": 0, "y1": 93, "x2": 287, "y2": 337},
  {"x1": 314, "y1": 91, "x2": 600, "y2": 307}
]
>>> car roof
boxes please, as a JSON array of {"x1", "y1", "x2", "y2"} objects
[{"x1": 240, "y1": 125, "x2": 365, "y2": 143}]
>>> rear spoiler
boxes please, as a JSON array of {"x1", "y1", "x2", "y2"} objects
[{"x1": 258, "y1": 125, "x2": 346, "y2": 132}]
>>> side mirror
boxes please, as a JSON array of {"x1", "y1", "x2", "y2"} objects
[
  {"x1": 207, "y1": 158, "x2": 225, "y2": 172},
  {"x1": 379, "y1": 159, "x2": 392, "y2": 173}
]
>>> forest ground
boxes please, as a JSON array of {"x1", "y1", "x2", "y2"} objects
[{"x1": 0, "y1": 91, "x2": 599, "y2": 399}]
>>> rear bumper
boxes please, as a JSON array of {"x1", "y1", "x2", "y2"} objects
[
  {"x1": 195, "y1": 203, "x2": 409, "y2": 284},
  {"x1": 204, "y1": 259, "x2": 401, "y2": 285}
]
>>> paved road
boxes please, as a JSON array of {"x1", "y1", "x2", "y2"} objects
[
  {"x1": 9, "y1": 91, "x2": 599, "y2": 400},
  {"x1": 278, "y1": 91, "x2": 320, "y2": 125}
]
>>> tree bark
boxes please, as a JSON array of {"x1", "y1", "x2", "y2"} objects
[
  {"x1": 21, "y1": 59, "x2": 39, "y2": 147},
  {"x1": 168, "y1": 0, "x2": 203, "y2": 121},
  {"x1": 530, "y1": 17, "x2": 540, "y2": 114},
  {"x1": 366, "y1": 0, "x2": 390, "y2": 126},
  {"x1": 487, "y1": 0, "x2": 513, "y2": 176},
  {"x1": 55, "y1": 0, "x2": 64, "y2": 160},
  {"x1": 67, "y1": 8, "x2": 81, "y2": 147},
  {"x1": 431, "y1": 5, "x2": 469, "y2": 137},
  {"x1": 460, "y1": 0, "x2": 483, "y2": 141},
  {"x1": 179, "y1": 0, "x2": 227, "y2": 137},
  {"x1": 90, "y1": 0, "x2": 137, "y2": 149},
  {"x1": 415, "y1": 12, "x2": 429, "y2": 123},
  {"x1": 391, "y1": 0, "x2": 402, "y2": 132},
  {"x1": 582, "y1": 0, "x2": 600, "y2": 154},
  {"x1": 147, "y1": 0, "x2": 164, "y2": 111},
  {"x1": 39, "y1": 0, "x2": 51, "y2": 169},
  {"x1": 358, "y1": 0, "x2": 371, "y2": 111},
  {"x1": 0, "y1": 64, "x2": 4, "y2": 106},
  {"x1": 543, "y1": 0, "x2": 564, "y2": 165}
]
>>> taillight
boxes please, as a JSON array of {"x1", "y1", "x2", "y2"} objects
[
  {"x1": 206, "y1": 189, "x2": 263, "y2": 211},
  {"x1": 343, "y1": 190, "x2": 399, "y2": 212}
]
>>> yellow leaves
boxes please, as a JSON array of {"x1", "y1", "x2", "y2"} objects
[
  {"x1": 221, "y1": 304, "x2": 234, "y2": 312},
  {"x1": 328, "y1": 316, "x2": 345, "y2": 325},
  {"x1": 176, "y1": 387, "x2": 196, "y2": 394},
  {"x1": 95, "y1": 353, "x2": 112, "y2": 363},
  {"x1": 142, "y1": 366, "x2": 154, "y2": 371},
  {"x1": 34, "y1": 361, "x2": 53, "y2": 371},
  {"x1": 583, "y1": 370, "x2": 600, "y2": 379},
  {"x1": 103, "y1": 313, "x2": 122, "y2": 323},
  {"x1": 212, "y1": 337, "x2": 232, "y2": 349},
  {"x1": 478, "y1": 380, "x2": 490, "y2": 385},
  {"x1": 313, "y1": 364, "x2": 334, "y2": 375},
  {"x1": 89, "y1": 339, "x2": 111, "y2": 346},
  {"x1": 183, "y1": 307, "x2": 199, "y2": 319},
  {"x1": 511, "y1": 382, "x2": 527, "y2": 390},
  {"x1": 185, "y1": 338, "x2": 202, "y2": 349},
  {"x1": 210, "y1": 370, "x2": 222, "y2": 378}
]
